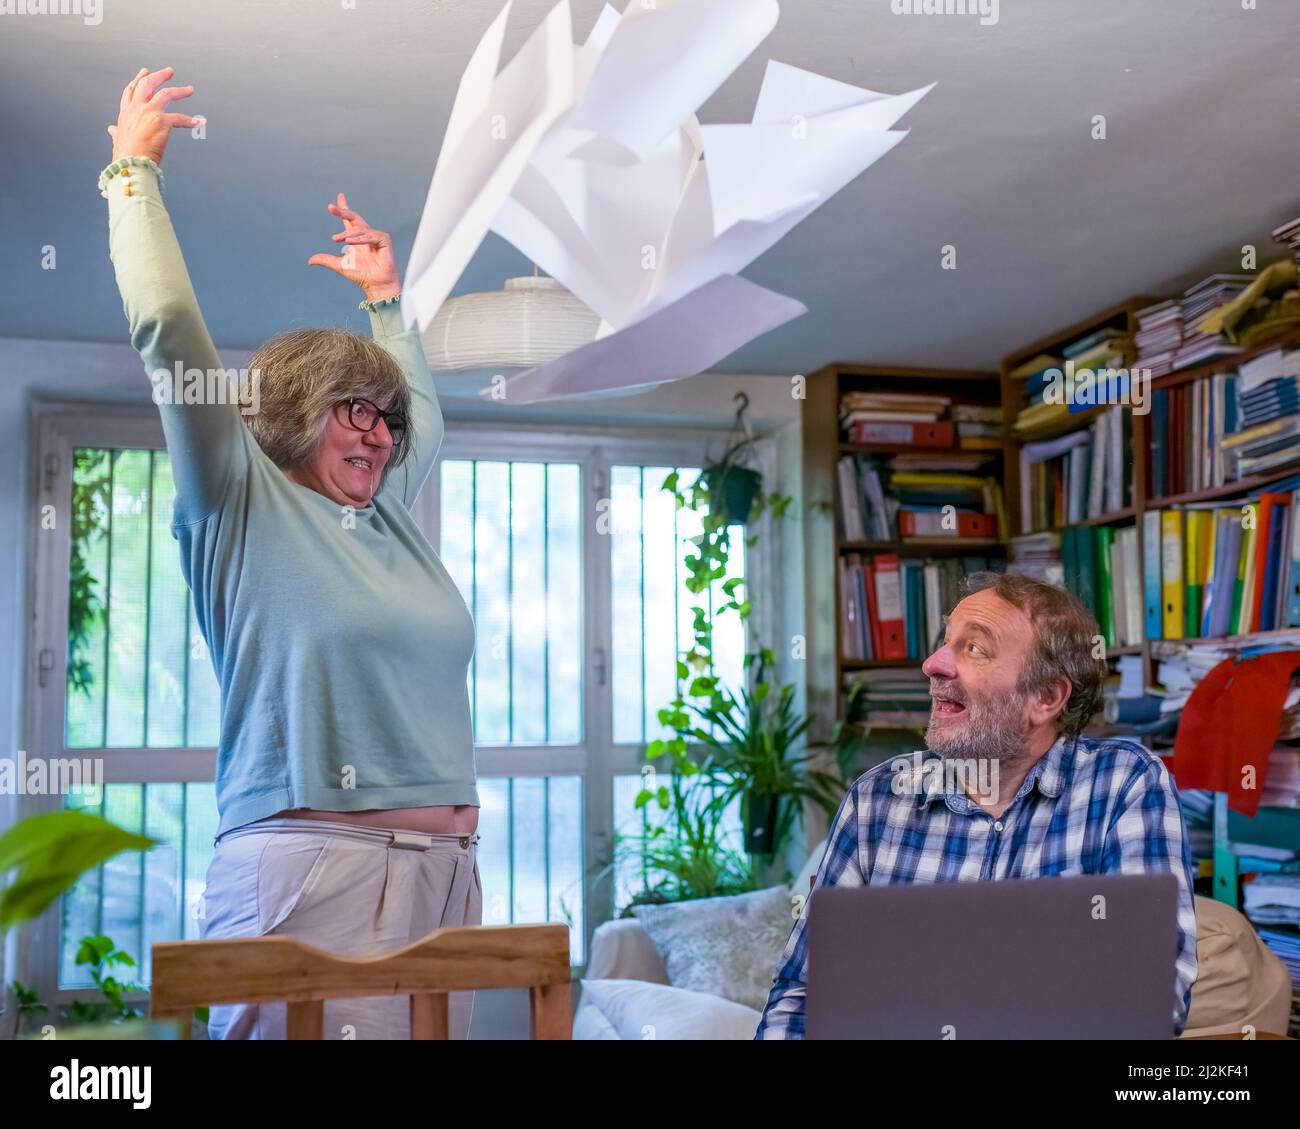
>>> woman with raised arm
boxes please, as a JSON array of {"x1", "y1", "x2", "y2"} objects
[{"x1": 102, "y1": 66, "x2": 482, "y2": 1039}]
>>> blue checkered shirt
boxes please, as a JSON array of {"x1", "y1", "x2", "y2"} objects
[{"x1": 755, "y1": 733, "x2": 1199, "y2": 1038}]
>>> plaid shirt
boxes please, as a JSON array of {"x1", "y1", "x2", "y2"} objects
[{"x1": 756, "y1": 733, "x2": 1199, "y2": 1039}]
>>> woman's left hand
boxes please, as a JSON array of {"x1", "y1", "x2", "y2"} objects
[{"x1": 308, "y1": 193, "x2": 401, "y2": 303}]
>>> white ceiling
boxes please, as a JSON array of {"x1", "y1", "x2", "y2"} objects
[{"x1": 4, "y1": 0, "x2": 1300, "y2": 394}]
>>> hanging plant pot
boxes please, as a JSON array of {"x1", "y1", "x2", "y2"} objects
[
  {"x1": 742, "y1": 791, "x2": 781, "y2": 855},
  {"x1": 701, "y1": 464, "x2": 762, "y2": 525}
]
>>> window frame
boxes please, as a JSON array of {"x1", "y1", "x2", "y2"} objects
[{"x1": 18, "y1": 405, "x2": 781, "y2": 1006}]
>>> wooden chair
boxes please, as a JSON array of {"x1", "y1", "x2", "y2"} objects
[{"x1": 150, "y1": 923, "x2": 572, "y2": 1039}]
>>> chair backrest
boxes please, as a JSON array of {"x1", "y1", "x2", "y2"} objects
[{"x1": 150, "y1": 923, "x2": 571, "y2": 1039}]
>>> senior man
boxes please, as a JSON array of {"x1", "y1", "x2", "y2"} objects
[{"x1": 756, "y1": 571, "x2": 1197, "y2": 1038}]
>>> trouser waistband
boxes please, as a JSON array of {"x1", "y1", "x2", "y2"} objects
[{"x1": 218, "y1": 817, "x2": 481, "y2": 851}]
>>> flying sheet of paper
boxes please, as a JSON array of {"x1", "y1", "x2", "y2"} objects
[
  {"x1": 485, "y1": 275, "x2": 807, "y2": 403},
  {"x1": 401, "y1": 0, "x2": 933, "y2": 403}
]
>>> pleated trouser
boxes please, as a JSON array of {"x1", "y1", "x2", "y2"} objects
[{"x1": 200, "y1": 817, "x2": 482, "y2": 1039}]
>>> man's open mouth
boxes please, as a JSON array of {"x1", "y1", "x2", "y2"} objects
[
  {"x1": 931, "y1": 695, "x2": 967, "y2": 717},
  {"x1": 344, "y1": 457, "x2": 373, "y2": 471}
]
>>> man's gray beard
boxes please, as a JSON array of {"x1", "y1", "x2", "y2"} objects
[{"x1": 925, "y1": 687, "x2": 1032, "y2": 770}]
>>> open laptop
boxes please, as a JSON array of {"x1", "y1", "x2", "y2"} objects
[{"x1": 806, "y1": 873, "x2": 1179, "y2": 1039}]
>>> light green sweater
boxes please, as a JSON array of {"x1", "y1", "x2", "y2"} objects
[{"x1": 100, "y1": 156, "x2": 479, "y2": 837}]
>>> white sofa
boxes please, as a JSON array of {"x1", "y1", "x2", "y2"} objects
[{"x1": 573, "y1": 842, "x2": 824, "y2": 1039}]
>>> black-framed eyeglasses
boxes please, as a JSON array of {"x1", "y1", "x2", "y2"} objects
[{"x1": 335, "y1": 398, "x2": 407, "y2": 444}]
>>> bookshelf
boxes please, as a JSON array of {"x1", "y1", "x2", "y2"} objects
[
  {"x1": 1003, "y1": 302, "x2": 1300, "y2": 685},
  {"x1": 1001, "y1": 295, "x2": 1156, "y2": 679},
  {"x1": 799, "y1": 363, "x2": 1005, "y2": 740},
  {"x1": 1002, "y1": 296, "x2": 1300, "y2": 916},
  {"x1": 799, "y1": 311, "x2": 1300, "y2": 925}
]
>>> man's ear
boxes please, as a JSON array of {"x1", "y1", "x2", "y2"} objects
[{"x1": 1032, "y1": 676, "x2": 1072, "y2": 727}]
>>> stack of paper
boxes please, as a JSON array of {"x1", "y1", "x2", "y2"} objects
[
  {"x1": 1261, "y1": 744, "x2": 1300, "y2": 807},
  {"x1": 1244, "y1": 874, "x2": 1300, "y2": 926},
  {"x1": 1174, "y1": 273, "x2": 1255, "y2": 370},
  {"x1": 1135, "y1": 299, "x2": 1183, "y2": 379},
  {"x1": 401, "y1": 0, "x2": 933, "y2": 403},
  {"x1": 1273, "y1": 214, "x2": 1300, "y2": 273},
  {"x1": 1008, "y1": 531, "x2": 1063, "y2": 586}
]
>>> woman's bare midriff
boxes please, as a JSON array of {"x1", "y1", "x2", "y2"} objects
[{"x1": 272, "y1": 805, "x2": 479, "y2": 834}]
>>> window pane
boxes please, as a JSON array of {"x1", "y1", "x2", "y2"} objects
[
  {"x1": 60, "y1": 783, "x2": 218, "y2": 988},
  {"x1": 611, "y1": 466, "x2": 746, "y2": 745},
  {"x1": 476, "y1": 776, "x2": 585, "y2": 965},
  {"x1": 66, "y1": 448, "x2": 219, "y2": 750},
  {"x1": 439, "y1": 459, "x2": 583, "y2": 746}
]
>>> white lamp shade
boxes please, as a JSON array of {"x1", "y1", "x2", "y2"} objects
[{"x1": 421, "y1": 276, "x2": 602, "y2": 370}]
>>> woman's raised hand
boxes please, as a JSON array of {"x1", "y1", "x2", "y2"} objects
[
  {"x1": 307, "y1": 194, "x2": 401, "y2": 304},
  {"x1": 107, "y1": 66, "x2": 200, "y2": 166}
]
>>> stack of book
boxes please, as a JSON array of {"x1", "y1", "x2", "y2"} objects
[
  {"x1": 1060, "y1": 523, "x2": 1144, "y2": 648},
  {"x1": 840, "y1": 390, "x2": 954, "y2": 447},
  {"x1": 1173, "y1": 274, "x2": 1253, "y2": 369},
  {"x1": 1008, "y1": 531, "x2": 1063, "y2": 586},
  {"x1": 1210, "y1": 347, "x2": 1300, "y2": 481},
  {"x1": 1244, "y1": 874, "x2": 1300, "y2": 926},
  {"x1": 839, "y1": 554, "x2": 1003, "y2": 661},
  {"x1": 842, "y1": 667, "x2": 932, "y2": 729},
  {"x1": 950, "y1": 404, "x2": 1003, "y2": 447},
  {"x1": 1011, "y1": 327, "x2": 1131, "y2": 434},
  {"x1": 1272, "y1": 214, "x2": 1300, "y2": 271},
  {"x1": 836, "y1": 461, "x2": 1005, "y2": 543},
  {"x1": 1255, "y1": 926, "x2": 1300, "y2": 1038},
  {"x1": 1261, "y1": 744, "x2": 1300, "y2": 808},
  {"x1": 1148, "y1": 371, "x2": 1240, "y2": 497},
  {"x1": 1134, "y1": 299, "x2": 1183, "y2": 378},
  {"x1": 1017, "y1": 405, "x2": 1131, "y2": 531},
  {"x1": 1143, "y1": 480, "x2": 1300, "y2": 642}
]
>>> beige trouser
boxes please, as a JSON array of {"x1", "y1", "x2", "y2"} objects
[{"x1": 200, "y1": 817, "x2": 483, "y2": 1039}]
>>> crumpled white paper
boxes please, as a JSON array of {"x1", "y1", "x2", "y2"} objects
[{"x1": 401, "y1": 0, "x2": 934, "y2": 403}]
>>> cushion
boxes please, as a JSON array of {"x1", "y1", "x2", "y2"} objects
[
  {"x1": 584, "y1": 917, "x2": 670, "y2": 984},
  {"x1": 1182, "y1": 895, "x2": 1293, "y2": 1037},
  {"x1": 571, "y1": 997, "x2": 621, "y2": 1041},
  {"x1": 579, "y1": 979, "x2": 761, "y2": 1040},
  {"x1": 630, "y1": 885, "x2": 796, "y2": 1010}
]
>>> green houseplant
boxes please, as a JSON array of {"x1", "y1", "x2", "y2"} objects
[
  {"x1": 699, "y1": 435, "x2": 763, "y2": 525},
  {"x1": 682, "y1": 650, "x2": 844, "y2": 857},
  {"x1": 628, "y1": 433, "x2": 814, "y2": 879},
  {"x1": 611, "y1": 763, "x2": 755, "y2": 911}
]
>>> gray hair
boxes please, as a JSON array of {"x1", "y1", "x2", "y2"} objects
[
  {"x1": 961, "y1": 570, "x2": 1105, "y2": 736},
  {"x1": 243, "y1": 328, "x2": 413, "y2": 490}
]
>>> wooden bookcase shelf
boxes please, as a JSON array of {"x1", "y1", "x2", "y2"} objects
[
  {"x1": 839, "y1": 539, "x2": 1007, "y2": 554},
  {"x1": 798, "y1": 362, "x2": 1003, "y2": 734}
]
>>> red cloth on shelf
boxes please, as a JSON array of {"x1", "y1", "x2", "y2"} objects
[{"x1": 1170, "y1": 650, "x2": 1300, "y2": 817}]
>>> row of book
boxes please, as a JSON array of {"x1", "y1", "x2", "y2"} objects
[
  {"x1": 1146, "y1": 347, "x2": 1300, "y2": 497},
  {"x1": 1017, "y1": 405, "x2": 1132, "y2": 532},
  {"x1": 1009, "y1": 326, "x2": 1130, "y2": 434},
  {"x1": 835, "y1": 456, "x2": 1005, "y2": 543},
  {"x1": 1147, "y1": 371, "x2": 1240, "y2": 498},
  {"x1": 1061, "y1": 524, "x2": 1145, "y2": 649},
  {"x1": 1009, "y1": 483, "x2": 1300, "y2": 646},
  {"x1": 839, "y1": 390, "x2": 1002, "y2": 449},
  {"x1": 839, "y1": 554, "x2": 1003, "y2": 661},
  {"x1": 843, "y1": 667, "x2": 931, "y2": 729},
  {"x1": 1146, "y1": 487, "x2": 1300, "y2": 641}
]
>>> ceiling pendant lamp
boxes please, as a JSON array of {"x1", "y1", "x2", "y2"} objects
[{"x1": 420, "y1": 274, "x2": 602, "y2": 371}]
